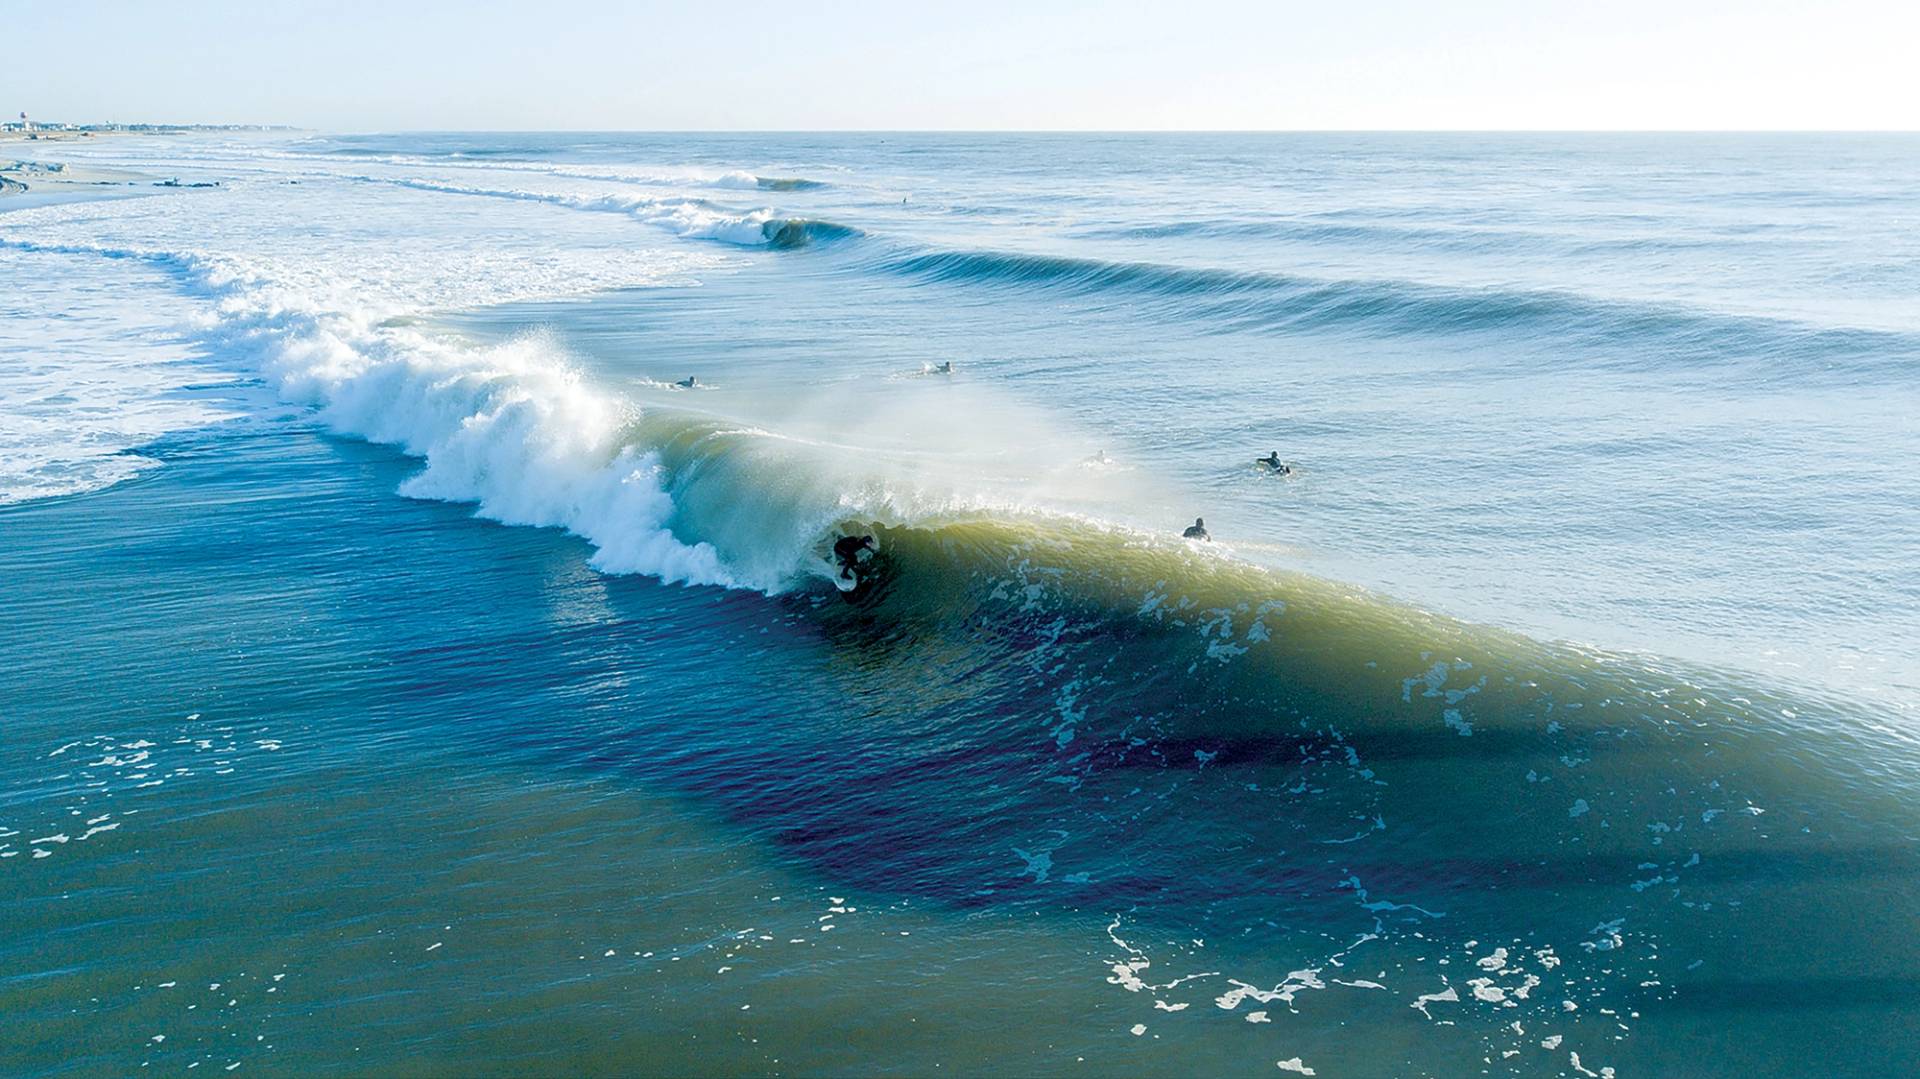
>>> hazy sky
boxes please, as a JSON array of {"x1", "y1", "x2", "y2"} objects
[{"x1": 13, "y1": 0, "x2": 1917, "y2": 130}]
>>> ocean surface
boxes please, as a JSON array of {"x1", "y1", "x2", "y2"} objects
[{"x1": 3, "y1": 132, "x2": 1917, "y2": 1076}]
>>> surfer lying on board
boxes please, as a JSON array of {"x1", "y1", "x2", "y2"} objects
[
  {"x1": 675, "y1": 376, "x2": 698, "y2": 388},
  {"x1": 1182, "y1": 517, "x2": 1211, "y2": 541},
  {"x1": 834, "y1": 535, "x2": 877, "y2": 580},
  {"x1": 1259, "y1": 451, "x2": 1291, "y2": 475}
]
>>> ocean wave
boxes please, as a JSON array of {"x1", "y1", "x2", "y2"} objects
[
  {"x1": 1078, "y1": 217, "x2": 1536, "y2": 249},
  {"x1": 281, "y1": 141, "x2": 835, "y2": 193},
  {"x1": 1076, "y1": 216, "x2": 1740, "y2": 257},
  {"x1": 0, "y1": 233, "x2": 733, "y2": 584},
  {"x1": 875, "y1": 247, "x2": 1920, "y2": 367},
  {"x1": 13, "y1": 141, "x2": 1919, "y2": 1073},
  {"x1": 756, "y1": 175, "x2": 830, "y2": 192},
  {"x1": 15, "y1": 229, "x2": 1914, "y2": 960},
  {"x1": 364, "y1": 175, "x2": 860, "y2": 248}
]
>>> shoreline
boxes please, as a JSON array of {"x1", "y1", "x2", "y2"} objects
[
  {"x1": 0, "y1": 159, "x2": 158, "y2": 201},
  {"x1": 0, "y1": 157, "x2": 217, "y2": 211},
  {"x1": 0, "y1": 125, "x2": 292, "y2": 142},
  {"x1": 2, "y1": 128, "x2": 258, "y2": 204}
]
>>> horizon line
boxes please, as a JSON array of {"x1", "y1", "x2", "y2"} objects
[{"x1": 18, "y1": 124, "x2": 1920, "y2": 136}]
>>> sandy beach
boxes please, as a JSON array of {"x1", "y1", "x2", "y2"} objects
[
  {"x1": 0, "y1": 157, "x2": 163, "y2": 198},
  {"x1": 0, "y1": 129, "x2": 108, "y2": 142}
]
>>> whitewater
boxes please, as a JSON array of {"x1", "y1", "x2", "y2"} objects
[{"x1": 3, "y1": 132, "x2": 1918, "y2": 1076}]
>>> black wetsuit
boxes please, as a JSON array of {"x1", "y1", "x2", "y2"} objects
[
  {"x1": 1182, "y1": 522, "x2": 1210, "y2": 541},
  {"x1": 834, "y1": 536, "x2": 875, "y2": 578}
]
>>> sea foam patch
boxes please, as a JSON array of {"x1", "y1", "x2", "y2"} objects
[{"x1": 0, "y1": 246, "x2": 238, "y2": 503}]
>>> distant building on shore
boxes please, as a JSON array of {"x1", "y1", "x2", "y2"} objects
[{"x1": 1, "y1": 116, "x2": 296, "y2": 135}]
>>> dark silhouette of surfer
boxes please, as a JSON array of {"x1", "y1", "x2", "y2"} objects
[
  {"x1": 675, "y1": 376, "x2": 697, "y2": 388},
  {"x1": 1182, "y1": 518, "x2": 1210, "y2": 541},
  {"x1": 834, "y1": 535, "x2": 876, "y2": 580},
  {"x1": 1259, "y1": 451, "x2": 1291, "y2": 475}
]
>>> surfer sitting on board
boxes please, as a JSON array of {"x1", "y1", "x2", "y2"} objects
[
  {"x1": 1182, "y1": 517, "x2": 1211, "y2": 541},
  {"x1": 1259, "y1": 451, "x2": 1291, "y2": 475},
  {"x1": 834, "y1": 535, "x2": 877, "y2": 580}
]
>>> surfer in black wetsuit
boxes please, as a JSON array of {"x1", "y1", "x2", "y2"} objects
[
  {"x1": 834, "y1": 535, "x2": 876, "y2": 580},
  {"x1": 1182, "y1": 517, "x2": 1210, "y2": 541},
  {"x1": 1259, "y1": 451, "x2": 1291, "y2": 475},
  {"x1": 675, "y1": 376, "x2": 698, "y2": 388}
]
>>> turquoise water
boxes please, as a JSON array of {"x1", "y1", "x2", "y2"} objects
[{"x1": 3, "y1": 133, "x2": 1918, "y2": 1076}]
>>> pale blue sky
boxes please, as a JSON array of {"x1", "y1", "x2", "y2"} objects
[{"x1": 13, "y1": 0, "x2": 1917, "y2": 130}]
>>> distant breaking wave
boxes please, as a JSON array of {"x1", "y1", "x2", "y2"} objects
[
  {"x1": 282, "y1": 140, "x2": 835, "y2": 193},
  {"x1": 755, "y1": 176, "x2": 829, "y2": 191},
  {"x1": 360, "y1": 175, "x2": 861, "y2": 248}
]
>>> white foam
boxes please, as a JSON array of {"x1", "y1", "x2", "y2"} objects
[
  {"x1": 367, "y1": 176, "x2": 789, "y2": 247},
  {"x1": 267, "y1": 317, "x2": 732, "y2": 586},
  {"x1": 2, "y1": 145, "x2": 1154, "y2": 594},
  {"x1": 0, "y1": 246, "x2": 238, "y2": 503},
  {"x1": 1411, "y1": 983, "x2": 1459, "y2": 1019},
  {"x1": 2, "y1": 181, "x2": 751, "y2": 584}
]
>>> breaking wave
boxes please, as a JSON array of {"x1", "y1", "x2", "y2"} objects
[
  {"x1": 13, "y1": 222, "x2": 1919, "y2": 1074},
  {"x1": 363, "y1": 176, "x2": 861, "y2": 247}
]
